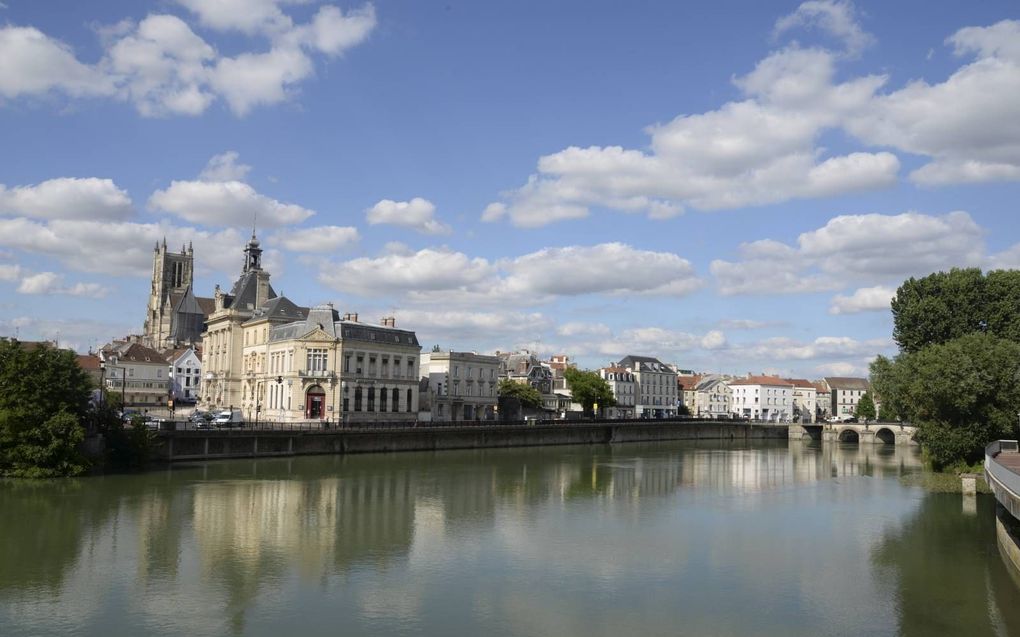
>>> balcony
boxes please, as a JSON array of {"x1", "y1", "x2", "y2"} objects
[{"x1": 298, "y1": 369, "x2": 336, "y2": 380}]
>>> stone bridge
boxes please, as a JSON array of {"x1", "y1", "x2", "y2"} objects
[{"x1": 788, "y1": 422, "x2": 918, "y2": 446}]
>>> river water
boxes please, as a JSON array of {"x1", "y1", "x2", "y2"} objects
[{"x1": 2, "y1": 441, "x2": 1019, "y2": 637}]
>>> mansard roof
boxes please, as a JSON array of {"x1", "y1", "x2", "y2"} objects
[
  {"x1": 824, "y1": 376, "x2": 870, "y2": 391},
  {"x1": 617, "y1": 355, "x2": 670, "y2": 372},
  {"x1": 269, "y1": 312, "x2": 420, "y2": 348},
  {"x1": 225, "y1": 270, "x2": 277, "y2": 311},
  {"x1": 242, "y1": 296, "x2": 309, "y2": 326}
]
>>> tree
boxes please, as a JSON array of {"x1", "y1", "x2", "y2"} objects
[
  {"x1": 498, "y1": 379, "x2": 543, "y2": 409},
  {"x1": 855, "y1": 392, "x2": 876, "y2": 420},
  {"x1": 563, "y1": 368, "x2": 616, "y2": 416},
  {"x1": 0, "y1": 339, "x2": 92, "y2": 477},
  {"x1": 891, "y1": 268, "x2": 1020, "y2": 353},
  {"x1": 876, "y1": 333, "x2": 1020, "y2": 470}
]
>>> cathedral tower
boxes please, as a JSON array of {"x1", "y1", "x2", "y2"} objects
[{"x1": 143, "y1": 239, "x2": 194, "y2": 348}]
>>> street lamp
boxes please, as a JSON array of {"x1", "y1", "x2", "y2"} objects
[{"x1": 341, "y1": 380, "x2": 347, "y2": 427}]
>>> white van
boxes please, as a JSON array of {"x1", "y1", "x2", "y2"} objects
[{"x1": 212, "y1": 409, "x2": 244, "y2": 428}]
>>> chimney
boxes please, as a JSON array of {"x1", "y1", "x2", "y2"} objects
[
  {"x1": 381, "y1": 316, "x2": 396, "y2": 327},
  {"x1": 352, "y1": 313, "x2": 358, "y2": 323}
]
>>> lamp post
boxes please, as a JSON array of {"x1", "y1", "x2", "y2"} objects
[{"x1": 341, "y1": 380, "x2": 347, "y2": 427}]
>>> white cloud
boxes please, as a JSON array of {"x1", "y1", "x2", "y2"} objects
[
  {"x1": 480, "y1": 202, "x2": 506, "y2": 223},
  {"x1": 556, "y1": 322, "x2": 612, "y2": 338},
  {"x1": 199, "y1": 151, "x2": 251, "y2": 182},
  {"x1": 846, "y1": 20, "x2": 1020, "y2": 186},
  {"x1": 828, "y1": 285, "x2": 896, "y2": 315},
  {"x1": 274, "y1": 225, "x2": 359, "y2": 252},
  {"x1": 589, "y1": 326, "x2": 725, "y2": 359},
  {"x1": 148, "y1": 179, "x2": 314, "y2": 227},
  {"x1": 0, "y1": 4, "x2": 376, "y2": 117},
  {"x1": 0, "y1": 177, "x2": 132, "y2": 220},
  {"x1": 0, "y1": 263, "x2": 22, "y2": 281},
  {"x1": 773, "y1": 0, "x2": 874, "y2": 57},
  {"x1": 0, "y1": 217, "x2": 246, "y2": 277},
  {"x1": 366, "y1": 198, "x2": 452, "y2": 235},
  {"x1": 815, "y1": 361, "x2": 867, "y2": 377},
  {"x1": 0, "y1": 26, "x2": 114, "y2": 99},
  {"x1": 733, "y1": 335, "x2": 891, "y2": 362},
  {"x1": 488, "y1": 46, "x2": 896, "y2": 227},
  {"x1": 318, "y1": 242, "x2": 702, "y2": 303},
  {"x1": 712, "y1": 211, "x2": 985, "y2": 295},
  {"x1": 391, "y1": 309, "x2": 553, "y2": 344},
  {"x1": 0, "y1": 316, "x2": 136, "y2": 354},
  {"x1": 17, "y1": 271, "x2": 109, "y2": 298}
]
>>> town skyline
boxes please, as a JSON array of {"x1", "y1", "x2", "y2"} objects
[{"x1": 1, "y1": 0, "x2": 1018, "y2": 377}]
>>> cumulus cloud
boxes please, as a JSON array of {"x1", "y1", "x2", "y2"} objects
[
  {"x1": 390, "y1": 309, "x2": 553, "y2": 344},
  {"x1": 16, "y1": 271, "x2": 109, "y2": 298},
  {"x1": 149, "y1": 179, "x2": 314, "y2": 227},
  {"x1": 773, "y1": 0, "x2": 874, "y2": 57},
  {"x1": 199, "y1": 151, "x2": 251, "y2": 182},
  {"x1": 712, "y1": 211, "x2": 985, "y2": 295},
  {"x1": 274, "y1": 225, "x2": 359, "y2": 252},
  {"x1": 0, "y1": 263, "x2": 22, "y2": 281},
  {"x1": 366, "y1": 198, "x2": 452, "y2": 235},
  {"x1": 0, "y1": 3, "x2": 376, "y2": 117},
  {"x1": 828, "y1": 285, "x2": 896, "y2": 315},
  {"x1": 318, "y1": 242, "x2": 702, "y2": 303},
  {"x1": 0, "y1": 217, "x2": 247, "y2": 277},
  {"x1": 0, "y1": 177, "x2": 132, "y2": 220},
  {"x1": 731, "y1": 335, "x2": 891, "y2": 362}
]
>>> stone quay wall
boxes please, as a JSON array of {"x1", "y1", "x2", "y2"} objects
[{"x1": 154, "y1": 421, "x2": 789, "y2": 463}]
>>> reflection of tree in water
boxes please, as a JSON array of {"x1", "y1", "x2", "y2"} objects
[{"x1": 872, "y1": 493, "x2": 1020, "y2": 636}]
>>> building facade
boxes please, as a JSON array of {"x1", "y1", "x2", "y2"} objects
[
  {"x1": 420, "y1": 350, "x2": 499, "y2": 421},
  {"x1": 143, "y1": 239, "x2": 213, "y2": 350},
  {"x1": 694, "y1": 376, "x2": 732, "y2": 419},
  {"x1": 599, "y1": 366, "x2": 636, "y2": 419},
  {"x1": 729, "y1": 375, "x2": 794, "y2": 421},
  {"x1": 824, "y1": 377, "x2": 870, "y2": 419},
  {"x1": 617, "y1": 355, "x2": 678, "y2": 418},
  {"x1": 166, "y1": 347, "x2": 202, "y2": 403},
  {"x1": 101, "y1": 341, "x2": 171, "y2": 407},
  {"x1": 787, "y1": 379, "x2": 818, "y2": 423}
]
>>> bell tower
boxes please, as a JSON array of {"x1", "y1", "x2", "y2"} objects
[{"x1": 143, "y1": 238, "x2": 195, "y2": 348}]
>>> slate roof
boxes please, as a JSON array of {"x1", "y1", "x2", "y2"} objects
[
  {"x1": 113, "y1": 343, "x2": 167, "y2": 365},
  {"x1": 268, "y1": 310, "x2": 420, "y2": 348},
  {"x1": 617, "y1": 355, "x2": 671, "y2": 373},
  {"x1": 225, "y1": 270, "x2": 277, "y2": 311},
  {"x1": 824, "y1": 376, "x2": 870, "y2": 391},
  {"x1": 196, "y1": 297, "x2": 216, "y2": 316},
  {"x1": 242, "y1": 296, "x2": 309, "y2": 326}
]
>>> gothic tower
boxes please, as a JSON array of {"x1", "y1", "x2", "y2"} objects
[{"x1": 143, "y1": 238, "x2": 194, "y2": 348}]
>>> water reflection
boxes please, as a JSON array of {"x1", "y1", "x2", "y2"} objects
[{"x1": 2, "y1": 440, "x2": 1016, "y2": 637}]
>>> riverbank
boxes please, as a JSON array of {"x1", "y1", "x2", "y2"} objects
[{"x1": 152, "y1": 420, "x2": 789, "y2": 463}]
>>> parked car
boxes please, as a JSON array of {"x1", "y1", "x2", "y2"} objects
[{"x1": 212, "y1": 409, "x2": 244, "y2": 428}]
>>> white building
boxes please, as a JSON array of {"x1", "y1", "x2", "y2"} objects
[
  {"x1": 694, "y1": 376, "x2": 732, "y2": 419},
  {"x1": 100, "y1": 341, "x2": 171, "y2": 408},
  {"x1": 599, "y1": 366, "x2": 636, "y2": 419},
  {"x1": 824, "y1": 377, "x2": 870, "y2": 418},
  {"x1": 166, "y1": 346, "x2": 202, "y2": 403},
  {"x1": 420, "y1": 350, "x2": 499, "y2": 421},
  {"x1": 787, "y1": 379, "x2": 818, "y2": 423},
  {"x1": 728, "y1": 375, "x2": 794, "y2": 421},
  {"x1": 617, "y1": 355, "x2": 678, "y2": 418}
]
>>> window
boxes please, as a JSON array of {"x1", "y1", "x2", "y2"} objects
[
  {"x1": 380, "y1": 388, "x2": 387, "y2": 411},
  {"x1": 157, "y1": 369, "x2": 163, "y2": 378},
  {"x1": 367, "y1": 387, "x2": 375, "y2": 411},
  {"x1": 344, "y1": 355, "x2": 351, "y2": 372},
  {"x1": 356, "y1": 355, "x2": 364, "y2": 374},
  {"x1": 407, "y1": 359, "x2": 414, "y2": 376},
  {"x1": 407, "y1": 388, "x2": 413, "y2": 412},
  {"x1": 307, "y1": 349, "x2": 327, "y2": 372},
  {"x1": 354, "y1": 387, "x2": 363, "y2": 411},
  {"x1": 177, "y1": 367, "x2": 182, "y2": 374},
  {"x1": 392, "y1": 387, "x2": 399, "y2": 412}
]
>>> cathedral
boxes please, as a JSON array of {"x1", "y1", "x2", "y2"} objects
[{"x1": 142, "y1": 239, "x2": 214, "y2": 350}]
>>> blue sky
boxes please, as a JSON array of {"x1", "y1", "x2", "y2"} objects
[{"x1": 0, "y1": 0, "x2": 1017, "y2": 378}]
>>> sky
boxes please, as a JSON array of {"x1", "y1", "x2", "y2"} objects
[{"x1": 0, "y1": 0, "x2": 1017, "y2": 378}]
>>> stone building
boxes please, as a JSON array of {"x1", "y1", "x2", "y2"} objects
[
  {"x1": 100, "y1": 340, "x2": 171, "y2": 407},
  {"x1": 420, "y1": 350, "x2": 499, "y2": 421},
  {"x1": 166, "y1": 347, "x2": 202, "y2": 404},
  {"x1": 598, "y1": 366, "x2": 636, "y2": 419},
  {"x1": 617, "y1": 355, "x2": 678, "y2": 418},
  {"x1": 729, "y1": 375, "x2": 794, "y2": 421},
  {"x1": 824, "y1": 377, "x2": 871, "y2": 419},
  {"x1": 786, "y1": 378, "x2": 818, "y2": 423},
  {"x1": 143, "y1": 239, "x2": 214, "y2": 349}
]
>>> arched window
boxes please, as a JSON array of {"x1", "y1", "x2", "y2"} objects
[
  {"x1": 380, "y1": 388, "x2": 387, "y2": 412},
  {"x1": 406, "y1": 388, "x2": 413, "y2": 413},
  {"x1": 367, "y1": 387, "x2": 375, "y2": 412},
  {"x1": 354, "y1": 387, "x2": 362, "y2": 411},
  {"x1": 392, "y1": 388, "x2": 399, "y2": 412}
]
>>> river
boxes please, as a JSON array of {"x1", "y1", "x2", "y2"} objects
[{"x1": 2, "y1": 441, "x2": 1019, "y2": 636}]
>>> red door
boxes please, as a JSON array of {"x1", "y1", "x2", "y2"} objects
[{"x1": 306, "y1": 389, "x2": 326, "y2": 418}]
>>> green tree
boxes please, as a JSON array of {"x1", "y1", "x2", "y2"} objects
[
  {"x1": 880, "y1": 333, "x2": 1020, "y2": 470},
  {"x1": 563, "y1": 368, "x2": 616, "y2": 416},
  {"x1": 0, "y1": 339, "x2": 92, "y2": 477},
  {"x1": 498, "y1": 379, "x2": 543, "y2": 409},
  {"x1": 891, "y1": 268, "x2": 1020, "y2": 353},
  {"x1": 855, "y1": 392, "x2": 877, "y2": 420}
]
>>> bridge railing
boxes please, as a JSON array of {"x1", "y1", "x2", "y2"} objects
[{"x1": 986, "y1": 440, "x2": 1020, "y2": 499}]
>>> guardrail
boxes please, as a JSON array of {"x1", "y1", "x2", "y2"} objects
[{"x1": 986, "y1": 440, "x2": 1020, "y2": 518}]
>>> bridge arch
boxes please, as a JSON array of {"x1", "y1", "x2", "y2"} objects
[
  {"x1": 875, "y1": 427, "x2": 896, "y2": 444},
  {"x1": 838, "y1": 428, "x2": 859, "y2": 443}
]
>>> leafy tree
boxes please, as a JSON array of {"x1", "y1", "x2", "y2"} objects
[
  {"x1": 498, "y1": 379, "x2": 543, "y2": 409},
  {"x1": 855, "y1": 392, "x2": 876, "y2": 420},
  {"x1": 891, "y1": 268, "x2": 1020, "y2": 353},
  {"x1": 0, "y1": 339, "x2": 92, "y2": 477},
  {"x1": 563, "y1": 368, "x2": 616, "y2": 416},
  {"x1": 877, "y1": 333, "x2": 1020, "y2": 470},
  {"x1": 677, "y1": 403, "x2": 691, "y2": 416}
]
